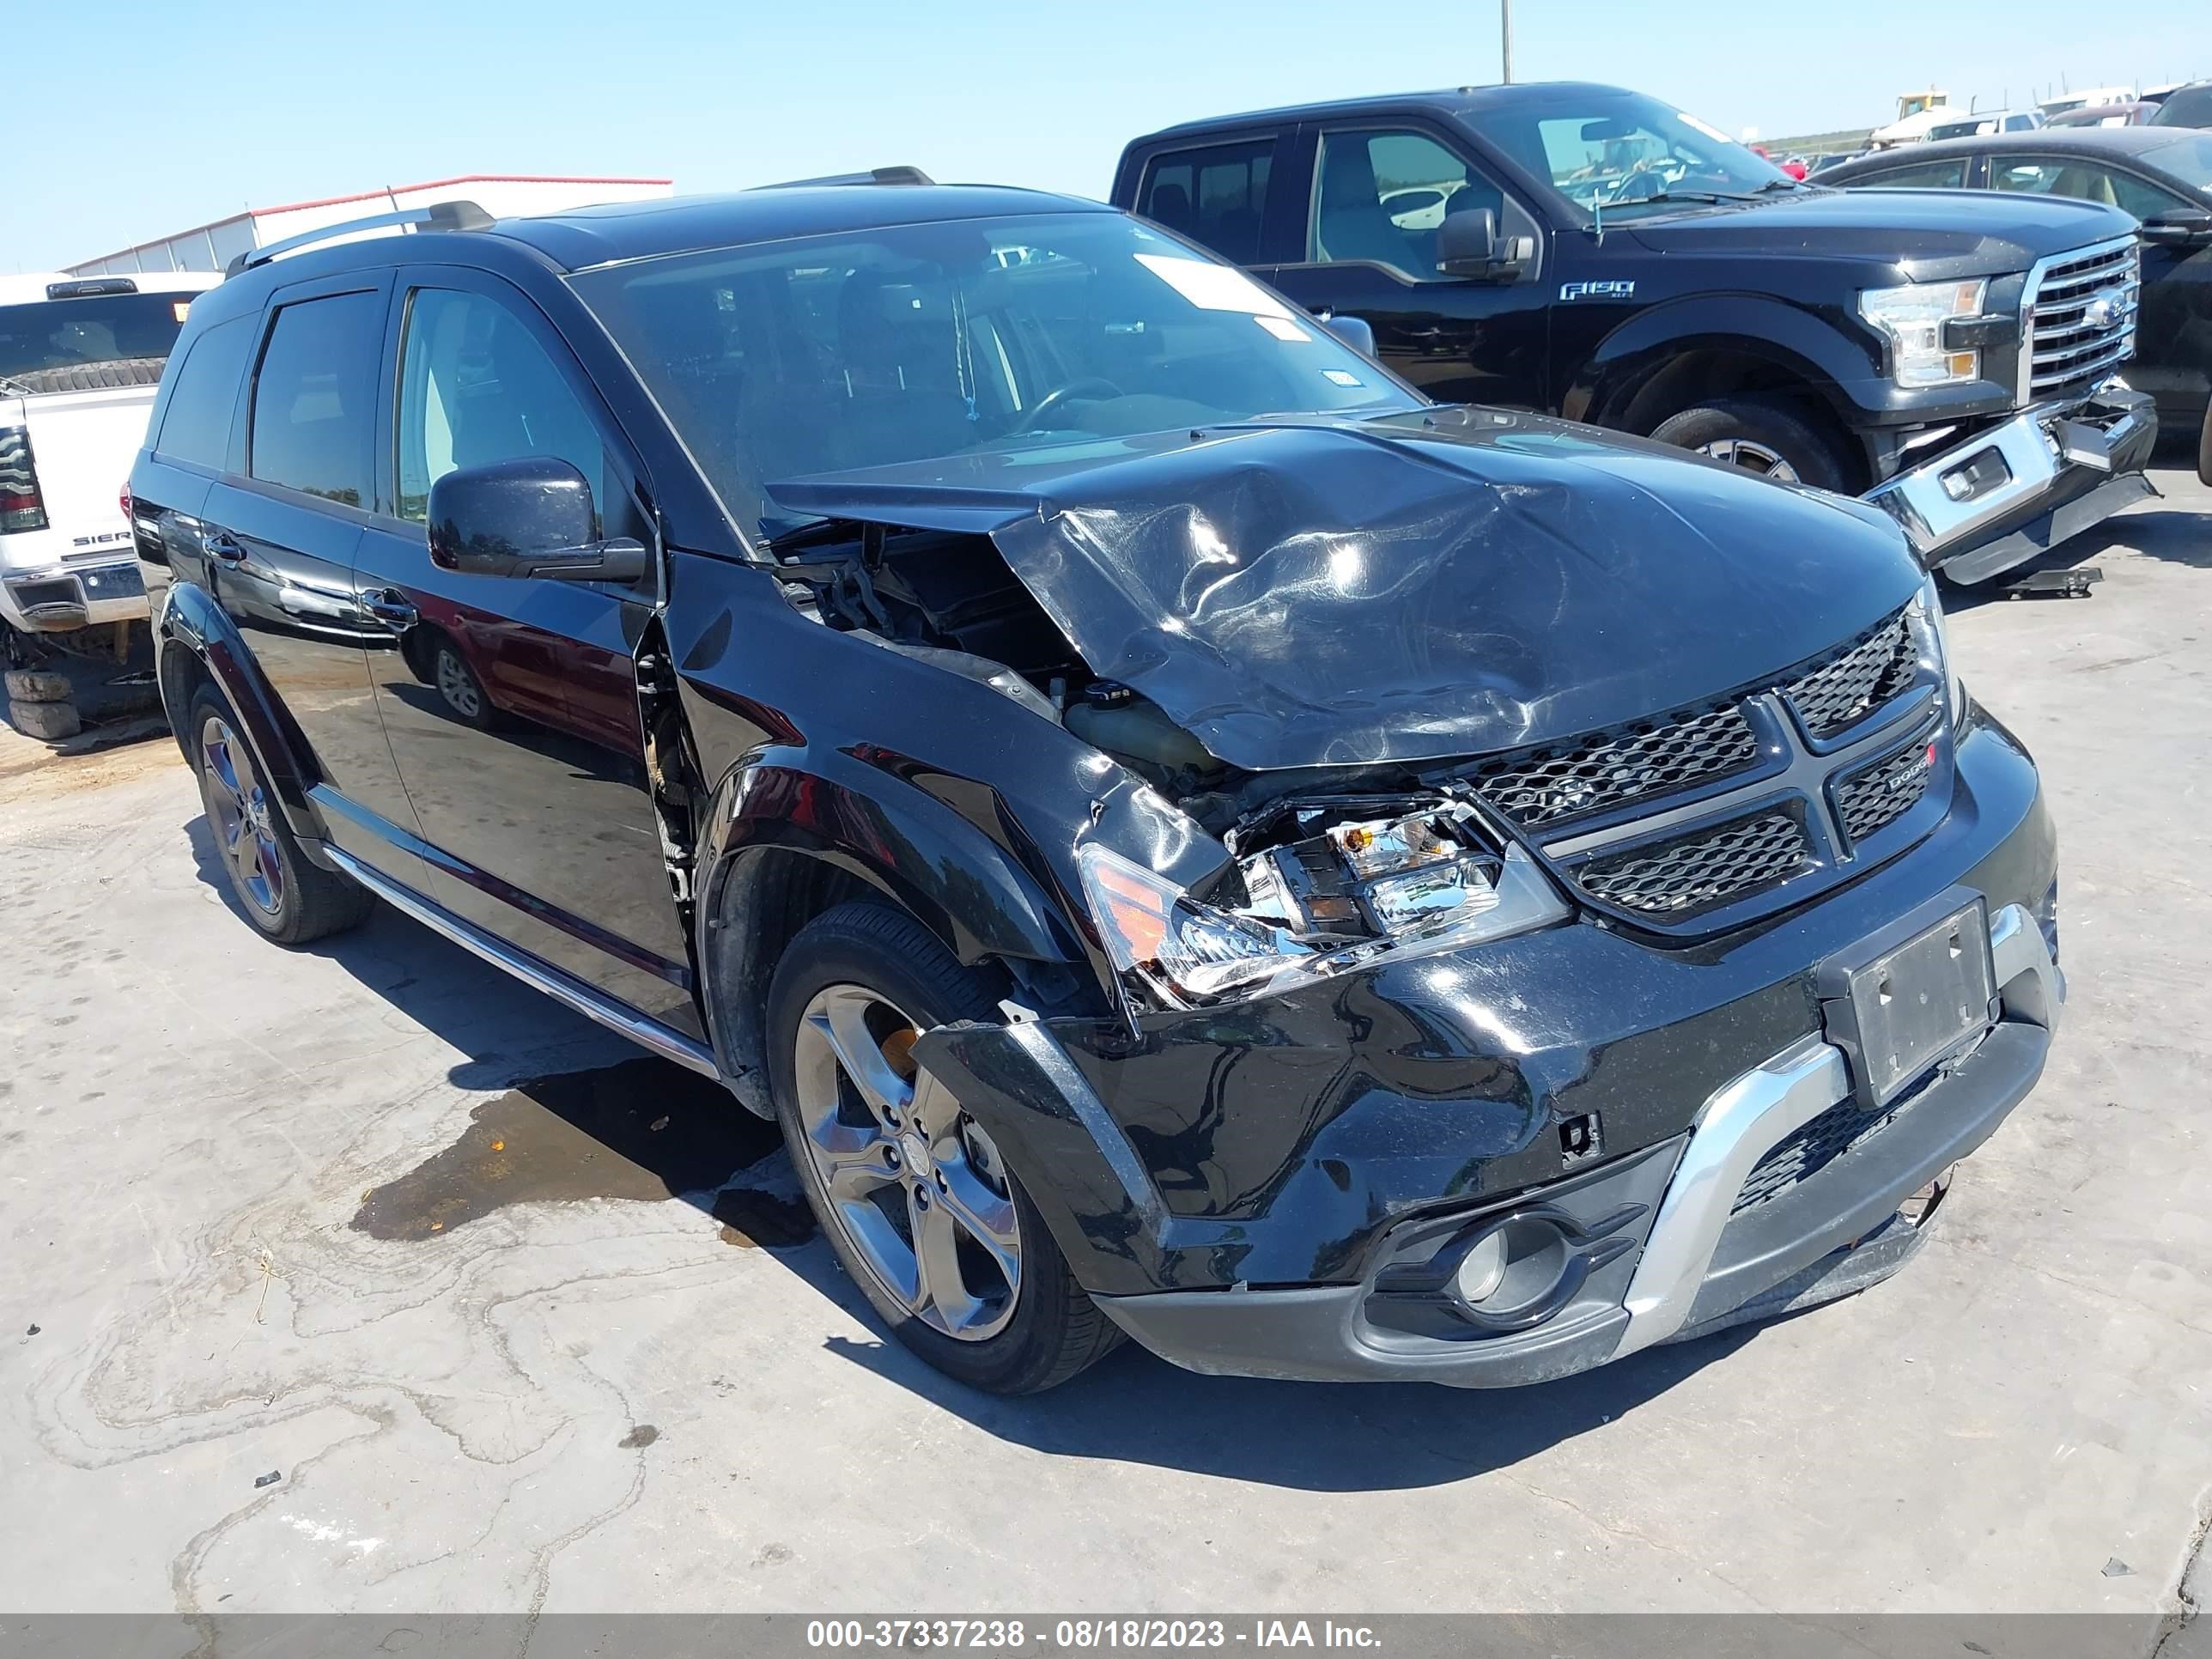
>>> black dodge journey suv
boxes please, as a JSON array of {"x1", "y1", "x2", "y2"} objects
[{"x1": 131, "y1": 179, "x2": 2064, "y2": 1394}]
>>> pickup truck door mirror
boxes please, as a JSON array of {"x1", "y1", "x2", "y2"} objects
[
  {"x1": 1435, "y1": 208, "x2": 1528, "y2": 281},
  {"x1": 1318, "y1": 313, "x2": 1376, "y2": 356},
  {"x1": 427, "y1": 457, "x2": 648, "y2": 583},
  {"x1": 2139, "y1": 207, "x2": 2212, "y2": 246}
]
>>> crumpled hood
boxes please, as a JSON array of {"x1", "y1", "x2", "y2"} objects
[{"x1": 764, "y1": 410, "x2": 1923, "y2": 772}]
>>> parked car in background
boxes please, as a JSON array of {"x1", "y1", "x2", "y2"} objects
[
  {"x1": 1926, "y1": 111, "x2": 2045, "y2": 142},
  {"x1": 133, "y1": 181, "x2": 2065, "y2": 1395},
  {"x1": 1808, "y1": 151, "x2": 1866, "y2": 175},
  {"x1": 1115, "y1": 82, "x2": 2157, "y2": 585},
  {"x1": 1825, "y1": 128, "x2": 2212, "y2": 455},
  {"x1": 2050, "y1": 103, "x2": 2159, "y2": 129},
  {"x1": 2150, "y1": 83, "x2": 2212, "y2": 129},
  {"x1": 1, "y1": 271, "x2": 221, "y2": 658},
  {"x1": 2041, "y1": 87, "x2": 2138, "y2": 120}
]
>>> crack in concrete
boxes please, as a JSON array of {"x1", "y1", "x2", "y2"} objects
[{"x1": 2147, "y1": 1486, "x2": 2209, "y2": 1659}]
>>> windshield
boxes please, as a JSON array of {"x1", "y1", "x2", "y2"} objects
[
  {"x1": 2145, "y1": 132, "x2": 2212, "y2": 193},
  {"x1": 0, "y1": 292, "x2": 194, "y2": 380},
  {"x1": 1490, "y1": 89, "x2": 1793, "y2": 220},
  {"x1": 570, "y1": 211, "x2": 1415, "y2": 543}
]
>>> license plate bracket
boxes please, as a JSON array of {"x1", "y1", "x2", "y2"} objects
[{"x1": 1817, "y1": 891, "x2": 1996, "y2": 1108}]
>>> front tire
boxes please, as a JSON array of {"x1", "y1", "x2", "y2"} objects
[
  {"x1": 1649, "y1": 395, "x2": 1856, "y2": 492},
  {"x1": 764, "y1": 902, "x2": 1121, "y2": 1394},
  {"x1": 189, "y1": 687, "x2": 373, "y2": 945}
]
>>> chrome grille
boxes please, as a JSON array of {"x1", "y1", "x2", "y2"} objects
[
  {"x1": 1469, "y1": 704, "x2": 1760, "y2": 829},
  {"x1": 2022, "y1": 238, "x2": 2139, "y2": 404},
  {"x1": 1575, "y1": 812, "x2": 1811, "y2": 916},
  {"x1": 1782, "y1": 610, "x2": 1917, "y2": 738},
  {"x1": 1837, "y1": 737, "x2": 1935, "y2": 843}
]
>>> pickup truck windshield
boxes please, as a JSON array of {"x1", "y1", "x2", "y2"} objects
[
  {"x1": 1498, "y1": 90, "x2": 1793, "y2": 221},
  {"x1": 572, "y1": 211, "x2": 1415, "y2": 542},
  {"x1": 0, "y1": 293, "x2": 193, "y2": 381}
]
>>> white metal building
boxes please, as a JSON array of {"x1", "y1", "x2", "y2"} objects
[{"x1": 66, "y1": 174, "x2": 674, "y2": 276}]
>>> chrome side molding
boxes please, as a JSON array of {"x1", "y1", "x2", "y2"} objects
[{"x1": 323, "y1": 845, "x2": 720, "y2": 1079}]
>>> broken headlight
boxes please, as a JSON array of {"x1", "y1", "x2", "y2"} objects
[{"x1": 1079, "y1": 801, "x2": 1571, "y2": 1012}]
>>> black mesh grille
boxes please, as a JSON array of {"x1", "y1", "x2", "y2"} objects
[
  {"x1": 1469, "y1": 705, "x2": 1761, "y2": 829},
  {"x1": 1837, "y1": 738, "x2": 1935, "y2": 844},
  {"x1": 1731, "y1": 1096, "x2": 1903, "y2": 1215},
  {"x1": 1784, "y1": 611, "x2": 1917, "y2": 738},
  {"x1": 1576, "y1": 812, "x2": 1810, "y2": 916}
]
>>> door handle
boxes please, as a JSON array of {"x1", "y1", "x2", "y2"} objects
[
  {"x1": 362, "y1": 589, "x2": 419, "y2": 629},
  {"x1": 204, "y1": 530, "x2": 247, "y2": 562}
]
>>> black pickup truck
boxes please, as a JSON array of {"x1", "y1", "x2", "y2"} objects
[{"x1": 1112, "y1": 82, "x2": 2159, "y2": 584}]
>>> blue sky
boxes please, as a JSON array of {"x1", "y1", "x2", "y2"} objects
[{"x1": 13, "y1": 0, "x2": 2207, "y2": 270}]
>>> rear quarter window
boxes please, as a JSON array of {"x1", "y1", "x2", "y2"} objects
[{"x1": 154, "y1": 315, "x2": 255, "y2": 471}]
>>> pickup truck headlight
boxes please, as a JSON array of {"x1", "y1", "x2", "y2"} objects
[
  {"x1": 1859, "y1": 280, "x2": 1989, "y2": 388},
  {"x1": 1908, "y1": 574, "x2": 1966, "y2": 723},
  {"x1": 1079, "y1": 806, "x2": 1571, "y2": 1012}
]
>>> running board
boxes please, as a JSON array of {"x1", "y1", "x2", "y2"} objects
[{"x1": 323, "y1": 846, "x2": 720, "y2": 1079}]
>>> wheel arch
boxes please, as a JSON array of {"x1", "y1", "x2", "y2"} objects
[
  {"x1": 157, "y1": 582, "x2": 330, "y2": 844},
  {"x1": 1564, "y1": 298, "x2": 1879, "y2": 430},
  {"x1": 690, "y1": 756, "x2": 1093, "y2": 1119}
]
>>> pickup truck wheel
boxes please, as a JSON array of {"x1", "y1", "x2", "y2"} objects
[
  {"x1": 188, "y1": 687, "x2": 373, "y2": 945},
  {"x1": 765, "y1": 902, "x2": 1122, "y2": 1394},
  {"x1": 2197, "y1": 403, "x2": 2212, "y2": 489},
  {"x1": 1649, "y1": 397, "x2": 1854, "y2": 491}
]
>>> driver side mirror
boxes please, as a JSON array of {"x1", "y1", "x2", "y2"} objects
[
  {"x1": 428, "y1": 457, "x2": 648, "y2": 584},
  {"x1": 1436, "y1": 208, "x2": 1528, "y2": 280},
  {"x1": 2141, "y1": 208, "x2": 2212, "y2": 246}
]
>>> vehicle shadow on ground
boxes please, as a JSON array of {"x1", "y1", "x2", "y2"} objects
[
  {"x1": 185, "y1": 808, "x2": 1770, "y2": 1487},
  {"x1": 1946, "y1": 508, "x2": 2210, "y2": 615}
]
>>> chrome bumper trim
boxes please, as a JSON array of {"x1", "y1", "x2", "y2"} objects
[
  {"x1": 1864, "y1": 395, "x2": 2153, "y2": 558},
  {"x1": 1612, "y1": 900, "x2": 2058, "y2": 1358}
]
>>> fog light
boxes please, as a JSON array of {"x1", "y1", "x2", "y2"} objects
[
  {"x1": 1939, "y1": 447, "x2": 2010, "y2": 503},
  {"x1": 1453, "y1": 1230, "x2": 1509, "y2": 1304}
]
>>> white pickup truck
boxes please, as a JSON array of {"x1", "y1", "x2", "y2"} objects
[{"x1": 1, "y1": 271, "x2": 222, "y2": 653}]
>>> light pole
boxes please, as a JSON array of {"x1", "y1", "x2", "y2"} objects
[{"x1": 1501, "y1": 0, "x2": 1514, "y2": 83}]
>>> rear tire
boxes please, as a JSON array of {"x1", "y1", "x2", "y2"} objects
[
  {"x1": 428, "y1": 636, "x2": 501, "y2": 732},
  {"x1": 1649, "y1": 395, "x2": 1856, "y2": 491},
  {"x1": 763, "y1": 901, "x2": 1121, "y2": 1394},
  {"x1": 188, "y1": 686, "x2": 373, "y2": 945}
]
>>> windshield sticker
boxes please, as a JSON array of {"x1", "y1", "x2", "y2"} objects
[
  {"x1": 1255, "y1": 314, "x2": 1313, "y2": 343},
  {"x1": 1135, "y1": 253, "x2": 1293, "y2": 318},
  {"x1": 1679, "y1": 112, "x2": 1734, "y2": 145},
  {"x1": 1322, "y1": 368, "x2": 1364, "y2": 386}
]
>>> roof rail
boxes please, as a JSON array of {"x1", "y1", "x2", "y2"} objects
[
  {"x1": 225, "y1": 199, "x2": 495, "y2": 278},
  {"x1": 753, "y1": 166, "x2": 935, "y2": 190}
]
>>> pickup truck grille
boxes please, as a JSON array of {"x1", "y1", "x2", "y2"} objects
[{"x1": 2021, "y1": 237, "x2": 2139, "y2": 404}]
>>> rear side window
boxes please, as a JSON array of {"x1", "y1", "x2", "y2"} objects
[
  {"x1": 1137, "y1": 137, "x2": 1275, "y2": 264},
  {"x1": 1851, "y1": 157, "x2": 1972, "y2": 189},
  {"x1": 249, "y1": 290, "x2": 383, "y2": 508},
  {"x1": 154, "y1": 315, "x2": 254, "y2": 471}
]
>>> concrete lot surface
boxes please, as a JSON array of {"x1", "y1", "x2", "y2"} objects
[{"x1": 1, "y1": 471, "x2": 2207, "y2": 1626}]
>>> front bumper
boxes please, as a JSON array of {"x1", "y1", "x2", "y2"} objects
[
  {"x1": 915, "y1": 714, "x2": 2062, "y2": 1387},
  {"x1": 1863, "y1": 386, "x2": 2157, "y2": 584},
  {"x1": 1091, "y1": 903, "x2": 2059, "y2": 1387},
  {"x1": 1, "y1": 557, "x2": 149, "y2": 632}
]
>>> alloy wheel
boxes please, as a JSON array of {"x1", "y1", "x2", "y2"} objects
[
  {"x1": 791, "y1": 983, "x2": 1022, "y2": 1340},
  {"x1": 1697, "y1": 438, "x2": 1801, "y2": 483},
  {"x1": 199, "y1": 714, "x2": 284, "y2": 916},
  {"x1": 434, "y1": 647, "x2": 482, "y2": 720}
]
